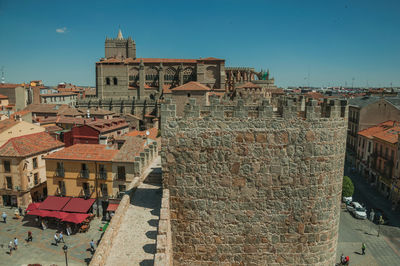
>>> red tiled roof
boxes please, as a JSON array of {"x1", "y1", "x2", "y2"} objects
[
  {"x1": 124, "y1": 127, "x2": 158, "y2": 140},
  {"x1": 373, "y1": 126, "x2": 400, "y2": 144},
  {"x1": 0, "y1": 94, "x2": 8, "y2": 99},
  {"x1": 10, "y1": 109, "x2": 32, "y2": 119},
  {"x1": 45, "y1": 144, "x2": 118, "y2": 162},
  {"x1": 0, "y1": 83, "x2": 24, "y2": 88},
  {"x1": 358, "y1": 121, "x2": 395, "y2": 139},
  {"x1": 0, "y1": 132, "x2": 64, "y2": 157},
  {"x1": 198, "y1": 57, "x2": 224, "y2": 61},
  {"x1": 163, "y1": 84, "x2": 173, "y2": 94},
  {"x1": 171, "y1": 81, "x2": 211, "y2": 91},
  {"x1": 236, "y1": 82, "x2": 261, "y2": 89},
  {"x1": 0, "y1": 119, "x2": 19, "y2": 134}
]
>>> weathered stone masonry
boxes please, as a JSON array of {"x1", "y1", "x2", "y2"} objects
[{"x1": 161, "y1": 96, "x2": 348, "y2": 265}]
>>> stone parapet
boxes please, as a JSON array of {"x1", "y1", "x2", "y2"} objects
[
  {"x1": 154, "y1": 189, "x2": 172, "y2": 266},
  {"x1": 161, "y1": 96, "x2": 348, "y2": 265}
]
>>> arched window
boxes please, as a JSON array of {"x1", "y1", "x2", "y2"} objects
[
  {"x1": 106, "y1": 77, "x2": 110, "y2": 85},
  {"x1": 113, "y1": 77, "x2": 118, "y2": 85}
]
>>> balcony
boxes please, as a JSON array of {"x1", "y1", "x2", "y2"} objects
[
  {"x1": 55, "y1": 168, "x2": 65, "y2": 177},
  {"x1": 80, "y1": 169, "x2": 89, "y2": 178},
  {"x1": 99, "y1": 171, "x2": 107, "y2": 180}
]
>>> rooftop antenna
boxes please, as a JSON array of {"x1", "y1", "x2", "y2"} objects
[{"x1": 1, "y1": 66, "x2": 5, "y2": 84}]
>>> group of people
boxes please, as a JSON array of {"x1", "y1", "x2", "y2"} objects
[
  {"x1": 53, "y1": 231, "x2": 65, "y2": 246},
  {"x1": 338, "y1": 243, "x2": 366, "y2": 265},
  {"x1": 8, "y1": 238, "x2": 18, "y2": 256}
]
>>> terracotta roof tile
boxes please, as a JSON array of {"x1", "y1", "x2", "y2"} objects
[
  {"x1": 373, "y1": 126, "x2": 400, "y2": 144},
  {"x1": 45, "y1": 144, "x2": 118, "y2": 162},
  {"x1": 0, "y1": 132, "x2": 64, "y2": 157},
  {"x1": 0, "y1": 94, "x2": 8, "y2": 99},
  {"x1": 124, "y1": 127, "x2": 158, "y2": 140},
  {"x1": 0, "y1": 119, "x2": 19, "y2": 134},
  {"x1": 236, "y1": 82, "x2": 261, "y2": 89},
  {"x1": 171, "y1": 81, "x2": 211, "y2": 91},
  {"x1": 358, "y1": 121, "x2": 395, "y2": 139},
  {"x1": 41, "y1": 92, "x2": 78, "y2": 97}
]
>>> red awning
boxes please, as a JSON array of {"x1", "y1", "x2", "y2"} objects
[
  {"x1": 26, "y1": 202, "x2": 41, "y2": 212},
  {"x1": 26, "y1": 209, "x2": 53, "y2": 217},
  {"x1": 39, "y1": 196, "x2": 71, "y2": 211},
  {"x1": 62, "y1": 198, "x2": 96, "y2": 213},
  {"x1": 46, "y1": 211, "x2": 70, "y2": 220},
  {"x1": 61, "y1": 213, "x2": 89, "y2": 224},
  {"x1": 106, "y1": 203, "x2": 119, "y2": 212}
]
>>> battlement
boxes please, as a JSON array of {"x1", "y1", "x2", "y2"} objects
[{"x1": 161, "y1": 95, "x2": 348, "y2": 121}]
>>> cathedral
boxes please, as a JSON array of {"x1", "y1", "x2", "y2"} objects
[{"x1": 78, "y1": 29, "x2": 278, "y2": 124}]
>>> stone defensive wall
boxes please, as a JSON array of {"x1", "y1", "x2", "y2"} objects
[
  {"x1": 161, "y1": 95, "x2": 348, "y2": 265},
  {"x1": 154, "y1": 189, "x2": 173, "y2": 266},
  {"x1": 90, "y1": 143, "x2": 158, "y2": 266}
]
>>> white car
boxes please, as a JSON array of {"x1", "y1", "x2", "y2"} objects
[
  {"x1": 342, "y1": 196, "x2": 352, "y2": 204},
  {"x1": 346, "y1": 202, "x2": 367, "y2": 219}
]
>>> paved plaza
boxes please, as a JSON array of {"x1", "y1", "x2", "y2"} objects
[{"x1": 0, "y1": 206, "x2": 104, "y2": 265}]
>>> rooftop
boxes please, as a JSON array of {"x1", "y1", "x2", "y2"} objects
[
  {"x1": 171, "y1": 81, "x2": 210, "y2": 91},
  {"x1": 0, "y1": 119, "x2": 19, "y2": 134},
  {"x1": 0, "y1": 132, "x2": 64, "y2": 157},
  {"x1": 45, "y1": 144, "x2": 118, "y2": 162},
  {"x1": 124, "y1": 127, "x2": 158, "y2": 140},
  {"x1": 358, "y1": 121, "x2": 395, "y2": 139}
]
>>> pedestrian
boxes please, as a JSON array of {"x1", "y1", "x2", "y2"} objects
[
  {"x1": 369, "y1": 209, "x2": 375, "y2": 222},
  {"x1": 2, "y1": 212, "x2": 7, "y2": 223},
  {"x1": 54, "y1": 233, "x2": 59, "y2": 246},
  {"x1": 90, "y1": 239, "x2": 95, "y2": 254},
  {"x1": 8, "y1": 241, "x2": 13, "y2": 256},
  {"x1": 340, "y1": 253, "x2": 345, "y2": 264},
  {"x1": 14, "y1": 237, "x2": 18, "y2": 250},
  {"x1": 27, "y1": 231, "x2": 33, "y2": 242},
  {"x1": 362, "y1": 242, "x2": 366, "y2": 255},
  {"x1": 59, "y1": 232, "x2": 64, "y2": 243},
  {"x1": 18, "y1": 206, "x2": 23, "y2": 216}
]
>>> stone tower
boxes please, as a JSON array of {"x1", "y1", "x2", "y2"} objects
[
  {"x1": 105, "y1": 29, "x2": 136, "y2": 59},
  {"x1": 161, "y1": 96, "x2": 348, "y2": 265}
]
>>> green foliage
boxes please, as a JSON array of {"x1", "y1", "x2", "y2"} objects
[{"x1": 342, "y1": 176, "x2": 354, "y2": 197}]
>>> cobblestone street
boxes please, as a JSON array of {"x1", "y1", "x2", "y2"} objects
[{"x1": 0, "y1": 206, "x2": 104, "y2": 265}]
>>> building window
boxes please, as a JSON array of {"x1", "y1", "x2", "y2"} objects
[
  {"x1": 58, "y1": 181, "x2": 66, "y2": 196},
  {"x1": 56, "y1": 162, "x2": 65, "y2": 177},
  {"x1": 6, "y1": 176, "x2": 12, "y2": 189},
  {"x1": 34, "y1": 173, "x2": 39, "y2": 185},
  {"x1": 106, "y1": 77, "x2": 110, "y2": 85},
  {"x1": 113, "y1": 77, "x2": 118, "y2": 85},
  {"x1": 83, "y1": 182, "x2": 90, "y2": 197},
  {"x1": 368, "y1": 142, "x2": 371, "y2": 153},
  {"x1": 4, "y1": 160, "x2": 11, "y2": 172},
  {"x1": 99, "y1": 164, "x2": 107, "y2": 179},
  {"x1": 33, "y1": 157, "x2": 38, "y2": 169},
  {"x1": 80, "y1": 163, "x2": 89, "y2": 178},
  {"x1": 187, "y1": 93, "x2": 191, "y2": 97},
  {"x1": 117, "y1": 166, "x2": 126, "y2": 180},
  {"x1": 100, "y1": 183, "x2": 108, "y2": 197}
]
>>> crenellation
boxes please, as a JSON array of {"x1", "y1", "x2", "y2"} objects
[{"x1": 162, "y1": 96, "x2": 348, "y2": 265}]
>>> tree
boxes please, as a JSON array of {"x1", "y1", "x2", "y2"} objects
[{"x1": 342, "y1": 176, "x2": 354, "y2": 197}]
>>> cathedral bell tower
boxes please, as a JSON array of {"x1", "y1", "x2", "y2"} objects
[{"x1": 105, "y1": 29, "x2": 136, "y2": 59}]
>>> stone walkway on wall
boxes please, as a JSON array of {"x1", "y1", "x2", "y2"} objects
[{"x1": 104, "y1": 159, "x2": 162, "y2": 266}]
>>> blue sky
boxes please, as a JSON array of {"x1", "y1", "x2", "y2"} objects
[{"x1": 0, "y1": 0, "x2": 399, "y2": 87}]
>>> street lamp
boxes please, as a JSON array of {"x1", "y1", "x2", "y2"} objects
[{"x1": 63, "y1": 244, "x2": 68, "y2": 266}]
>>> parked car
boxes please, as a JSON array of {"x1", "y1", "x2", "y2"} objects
[
  {"x1": 342, "y1": 196, "x2": 353, "y2": 205},
  {"x1": 347, "y1": 202, "x2": 367, "y2": 219}
]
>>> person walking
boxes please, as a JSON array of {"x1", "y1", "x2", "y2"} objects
[
  {"x1": 18, "y1": 207, "x2": 23, "y2": 216},
  {"x1": 2, "y1": 212, "x2": 7, "y2": 223},
  {"x1": 27, "y1": 231, "x2": 33, "y2": 242},
  {"x1": 369, "y1": 209, "x2": 375, "y2": 222},
  {"x1": 8, "y1": 241, "x2": 13, "y2": 255},
  {"x1": 362, "y1": 242, "x2": 366, "y2": 255},
  {"x1": 54, "y1": 233, "x2": 59, "y2": 246},
  {"x1": 90, "y1": 239, "x2": 95, "y2": 254},
  {"x1": 14, "y1": 237, "x2": 18, "y2": 250},
  {"x1": 59, "y1": 232, "x2": 64, "y2": 243}
]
